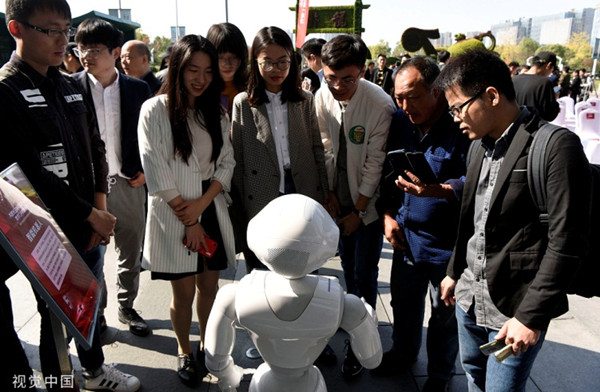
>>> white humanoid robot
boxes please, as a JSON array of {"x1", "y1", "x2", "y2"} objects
[{"x1": 204, "y1": 194, "x2": 382, "y2": 392}]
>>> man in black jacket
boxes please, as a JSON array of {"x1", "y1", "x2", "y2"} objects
[
  {"x1": 121, "y1": 39, "x2": 162, "y2": 95},
  {"x1": 371, "y1": 54, "x2": 393, "y2": 94},
  {"x1": 0, "y1": 0, "x2": 140, "y2": 390},
  {"x1": 437, "y1": 49, "x2": 590, "y2": 392},
  {"x1": 511, "y1": 51, "x2": 559, "y2": 121},
  {"x1": 73, "y1": 18, "x2": 152, "y2": 338}
]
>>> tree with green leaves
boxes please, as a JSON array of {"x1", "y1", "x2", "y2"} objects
[{"x1": 367, "y1": 39, "x2": 391, "y2": 60}]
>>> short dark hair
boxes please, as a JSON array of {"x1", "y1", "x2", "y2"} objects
[
  {"x1": 532, "y1": 51, "x2": 557, "y2": 68},
  {"x1": 398, "y1": 56, "x2": 440, "y2": 89},
  {"x1": 5, "y1": 0, "x2": 71, "y2": 27},
  {"x1": 206, "y1": 22, "x2": 249, "y2": 92},
  {"x1": 378, "y1": 54, "x2": 387, "y2": 59},
  {"x1": 438, "y1": 50, "x2": 450, "y2": 63},
  {"x1": 301, "y1": 38, "x2": 326, "y2": 58},
  {"x1": 248, "y1": 26, "x2": 303, "y2": 107},
  {"x1": 64, "y1": 42, "x2": 77, "y2": 56},
  {"x1": 508, "y1": 61, "x2": 520, "y2": 67},
  {"x1": 435, "y1": 49, "x2": 516, "y2": 101},
  {"x1": 75, "y1": 18, "x2": 124, "y2": 50},
  {"x1": 321, "y1": 34, "x2": 368, "y2": 70}
]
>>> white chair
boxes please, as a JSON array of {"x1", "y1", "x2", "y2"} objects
[
  {"x1": 575, "y1": 101, "x2": 592, "y2": 130},
  {"x1": 576, "y1": 108, "x2": 600, "y2": 141},
  {"x1": 564, "y1": 116, "x2": 576, "y2": 132},
  {"x1": 551, "y1": 100, "x2": 567, "y2": 126},
  {"x1": 584, "y1": 139, "x2": 600, "y2": 164},
  {"x1": 557, "y1": 96, "x2": 575, "y2": 118},
  {"x1": 587, "y1": 97, "x2": 600, "y2": 110}
]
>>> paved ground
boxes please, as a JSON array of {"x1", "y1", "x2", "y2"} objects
[{"x1": 8, "y1": 241, "x2": 600, "y2": 391}]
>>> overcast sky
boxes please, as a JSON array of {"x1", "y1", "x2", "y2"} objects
[{"x1": 2, "y1": 0, "x2": 597, "y2": 46}]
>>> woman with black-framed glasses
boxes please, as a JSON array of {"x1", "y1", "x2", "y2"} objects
[{"x1": 229, "y1": 26, "x2": 329, "y2": 273}]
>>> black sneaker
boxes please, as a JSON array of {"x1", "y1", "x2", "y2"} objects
[
  {"x1": 422, "y1": 377, "x2": 449, "y2": 392},
  {"x1": 118, "y1": 306, "x2": 150, "y2": 337},
  {"x1": 315, "y1": 344, "x2": 337, "y2": 366},
  {"x1": 177, "y1": 353, "x2": 197, "y2": 387},
  {"x1": 341, "y1": 339, "x2": 363, "y2": 380}
]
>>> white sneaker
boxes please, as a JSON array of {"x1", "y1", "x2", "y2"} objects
[{"x1": 83, "y1": 364, "x2": 141, "y2": 392}]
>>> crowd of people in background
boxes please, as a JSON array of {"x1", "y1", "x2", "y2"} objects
[{"x1": 1, "y1": 0, "x2": 595, "y2": 392}]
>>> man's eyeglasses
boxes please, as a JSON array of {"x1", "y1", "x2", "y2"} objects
[
  {"x1": 324, "y1": 71, "x2": 362, "y2": 88},
  {"x1": 73, "y1": 47, "x2": 109, "y2": 58},
  {"x1": 18, "y1": 21, "x2": 75, "y2": 38},
  {"x1": 448, "y1": 89, "x2": 485, "y2": 118},
  {"x1": 219, "y1": 56, "x2": 241, "y2": 67},
  {"x1": 258, "y1": 60, "x2": 291, "y2": 72}
]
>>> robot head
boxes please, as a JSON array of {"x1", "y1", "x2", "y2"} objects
[{"x1": 247, "y1": 194, "x2": 340, "y2": 279}]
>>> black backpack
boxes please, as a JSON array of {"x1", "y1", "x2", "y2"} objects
[{"x1": 467, "y1": 123, "x2": 600, "y2": 298}]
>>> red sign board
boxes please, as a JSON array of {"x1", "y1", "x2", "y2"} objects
[
  {"x1": 296, "y1": 0, "x2": 310, "y2": 48},
  {"x1": 587, "y1": 113, "x2": 596, "y2": 119},
  {"x1": 0, "y1": 163, "x2": 99, "y2": 349}
]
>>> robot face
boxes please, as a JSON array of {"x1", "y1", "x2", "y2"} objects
[{"x1": 247, "y1": 194, "x2": 340, "y2": 278}]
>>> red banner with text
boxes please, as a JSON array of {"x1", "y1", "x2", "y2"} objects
[{"x1": 296, "y1": 0, "x2": 310, "y2": 48}]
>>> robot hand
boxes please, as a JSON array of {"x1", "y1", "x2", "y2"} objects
[{"x1": 216, "y1": 363, "x2": 244, "y2": 392}]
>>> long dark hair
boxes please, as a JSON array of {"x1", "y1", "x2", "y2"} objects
[
  {"x1": 206, "y1": 22, "x2": 249, "y2": 92},
  {"x1": 248, "y1": 26, "x2": 303, "y2": 107},
  {"x1": 160, "y1": 35, "x2": 224, "y2": 164}
]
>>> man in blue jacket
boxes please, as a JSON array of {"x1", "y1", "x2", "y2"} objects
[{"x1": 374, "y1": 56, "x2": 469, "y2": 392}]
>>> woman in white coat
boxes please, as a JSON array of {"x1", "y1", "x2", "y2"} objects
[{"x1": 137, "y1": 34, "x2": 236, "y2": 387}]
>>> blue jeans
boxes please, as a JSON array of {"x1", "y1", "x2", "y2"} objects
[
  {"x1": 338, "y1": 215, "x2": 382, "y2": 309},
  {"x1": 36, "y1": 246, "x2": 105, "y2": 386},
  {"x1": 390, "y1": 256, "x2": 458, "y2": 380},
  {"x1": 456, "y1": 303, "x2": 546, "y2": 392}
]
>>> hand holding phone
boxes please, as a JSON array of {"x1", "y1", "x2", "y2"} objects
[
  {"x1": 183, "y1": 235, "x2": 218, "y2": 258},
  {"x1": 386, "y1": 149, "x2": 413, "y2": 182},
  {"x1": 479, "y1": 339, "x2": 507, "y2": 355},
  {"x1": 479, "y1": 339, "x2": 514, "y2": 362},
  {"x1": 386, "y1": 149, "x2": 438, "y2": 184},
  {"x1": 405, "y1": 152, "x2": 437, "y2": 184}
]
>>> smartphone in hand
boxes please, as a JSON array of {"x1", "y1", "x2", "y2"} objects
[
  {"x1": 183, "y1": 235, "x2": 218, "y2": 258},
  {"x1": 386, "y1": 149, "x2": 413, "y2": 182},
  {"x1": 386, "y1": 149, "x2": 438, "y2": 184},
  {"x1": 479, "y1": 339, "x2": 507, "y2": 355},
  {"x1": 405, "y1": 152, "x2": 438, "y2": 184}
]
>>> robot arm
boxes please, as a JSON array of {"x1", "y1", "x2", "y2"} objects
[
  {"x1": 339, "y1": 294, "x2": 383, "y2": 369},
  {"x1": 204, "y1": 284, "x2": 244, "y2": 391}
]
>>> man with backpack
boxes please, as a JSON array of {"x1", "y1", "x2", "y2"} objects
[{"x1": 436, "y1": 49, "x2": 591, "y2": 392}]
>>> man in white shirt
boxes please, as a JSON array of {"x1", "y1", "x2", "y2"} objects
[
  {"x1": 73, "y1": 18, "x2": 152, "y2": 337},
  {"x1": 314, "y1": 34, "x2": 395, "y2": 379}
]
